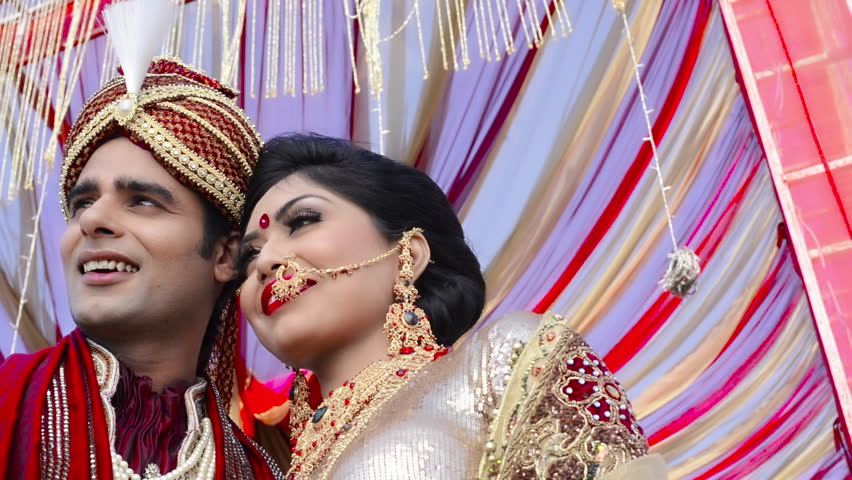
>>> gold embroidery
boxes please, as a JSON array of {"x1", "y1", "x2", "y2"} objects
[
  {"x1": 181, "y1": 96, "x2": 262, "y2": 169},
  {"x1": 88, "y1": 340, "x2": 120, "y2": 444},
  {"x1": 157, "y1": 101, "x2": 253, "y2": 176},
  {"x1": 59, "y1": 69, "x2": 261, "y2": 226},
  {"x1": 288, "y1": 353, "x2": 442, "y2": 479},
  {"x1": 479, "y1": 313, "x2": 648, "y2": 479},
  {"x1": 127, "y1": 113, "x2": 245, "y2": 217}
]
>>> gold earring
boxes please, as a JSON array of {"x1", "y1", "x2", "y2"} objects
[
  {"x1": 288, "y1": 369, "x2": 312, "y2": 437},
  {"x1": 383, "y1": 228, "x2": 445, "y2": 358}
]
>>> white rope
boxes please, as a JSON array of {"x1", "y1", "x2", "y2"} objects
[
  {"x1": 620, "y1": 8, "x2": 678, "y2": 250},
  {"x1": 618, "y1": 6, "x2": 700, "y2": 297}
]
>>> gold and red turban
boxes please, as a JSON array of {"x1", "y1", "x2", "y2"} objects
[{"x1": 59, "y1": 58, "x2": 261, "y2": 227}]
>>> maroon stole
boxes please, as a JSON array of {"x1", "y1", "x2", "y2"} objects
[{"x1": 0, "y1": 329, "x2": 281, "y2": 480}]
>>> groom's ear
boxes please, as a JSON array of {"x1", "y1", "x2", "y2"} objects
[{"x1": 213, "y1": 231, "x2": 241, "y2": 283}]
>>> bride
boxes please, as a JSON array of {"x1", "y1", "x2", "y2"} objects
[{"x1": 237, "y1": 134, "x2": 666, "y2": 479}]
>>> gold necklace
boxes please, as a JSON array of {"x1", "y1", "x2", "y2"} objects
[
  {"x1": 287, "y1": 347, "x2": 447, "y2": 479},
  {"x1": 282, "y1": 227, "x2": 445, "y2": 479}
]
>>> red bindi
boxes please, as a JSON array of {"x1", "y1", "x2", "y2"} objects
[{"x1": 259, "y1": 213, "x2": 270, "y2": 229}]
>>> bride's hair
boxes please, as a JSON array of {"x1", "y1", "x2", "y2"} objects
[{"x1": 242, "y1": 133, "x2": 485, "y2": 345}]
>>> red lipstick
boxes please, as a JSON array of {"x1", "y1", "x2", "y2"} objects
[{"x1": 260, "y1": 278, "x2": 316, "y2": 316}]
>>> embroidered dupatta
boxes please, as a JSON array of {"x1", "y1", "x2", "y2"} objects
[{"x1": 0, "y1": 329, "x2": 281, "y2": 480}]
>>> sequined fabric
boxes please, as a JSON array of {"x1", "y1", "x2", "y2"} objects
[
  {"x1": 486, "y1": 316, "x2": 649, "y2": 479},
  {"x1": 319, "y1": 312, "x2": 663, "y2": 479}
]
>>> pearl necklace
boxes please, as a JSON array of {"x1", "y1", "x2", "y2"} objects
[{"x1": 111, "y1": 417, "x2": 216, "y2": 480}]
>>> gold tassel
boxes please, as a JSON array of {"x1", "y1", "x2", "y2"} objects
[
  {"x1": 219, "y1": 0, "x2": 249, "y2": 87},
  {"x1": 9, "y1": 0, "x2": 104, "y2": 353},
  {"x1": 249, "y1": 0, "x2": 259, "y2": 98},
  {"x1": 264, "y1": 0, "x2": 282, "y2": 97}
]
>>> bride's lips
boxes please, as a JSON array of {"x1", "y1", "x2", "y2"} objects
[{"x1": 260, "y1": 278, "x2": 317, "y2": 316}]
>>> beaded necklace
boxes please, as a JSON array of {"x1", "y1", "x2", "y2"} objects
[{"x1": 111, "y1": 417, "x2": 215, "y2": 480}]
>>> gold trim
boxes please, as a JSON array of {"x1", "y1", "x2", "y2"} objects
[
  {"x1": 183, "y1": 96, "x2": 262, "y2": 170},
  {"x1": 61, "y1": 75, "x2": 262, "y2": 222},
  {"x1": 60, "y1": 108, "x2": 246, "y2": 223},
  {"x1": 479, "y1": 313, "x2": 648, "y2": 479},
  {"x1": 86, "y1": 339, "x2": 210, "y2": 467},
  {"x1": 126, "y1": 113, "x2": 245, "y2": 221},
  {"x1": 87, "y1": 340, "x2": 121, "y2": 445},
  {"x1": 287, "y1": 352, "x2": 439, "y2": 480},
  {"x1": 157, "y1": 100, "x2": 253, "y2": 176}
]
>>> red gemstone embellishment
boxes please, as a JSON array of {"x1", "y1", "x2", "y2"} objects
[
  {"x1": 399, "y1": 347, "x2": 415, "y2": 355},
  {"x1": 344, "y1": 399, "x2": 350, "y2": 405},
  {"x1": 424, "y1": 345, "x2": 434, "y2": 352},
  {"x1": 259, "y1": 213, "x2": 270, "y2": 229},
  {"x1": 396, "y1": 369, "x2": 407, "y2": 377}
]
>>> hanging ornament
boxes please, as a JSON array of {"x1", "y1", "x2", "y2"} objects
[{"x1": 614, "y1": 0, "x2": 700, "y2": 297}]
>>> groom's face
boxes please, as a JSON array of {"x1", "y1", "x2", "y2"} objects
[{"x1": 59, "y1": 137, "x2": 220, "y2": 339}]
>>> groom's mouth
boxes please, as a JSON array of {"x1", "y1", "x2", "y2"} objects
[{"x1": 260, "y1": 278, "x2": 316, "y2": 316}]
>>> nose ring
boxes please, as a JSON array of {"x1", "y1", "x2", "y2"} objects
[{"x1": 272, "y1": 257, "x2": 308, "y2": 303}]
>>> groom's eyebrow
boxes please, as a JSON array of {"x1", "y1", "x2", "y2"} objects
[{"x1": 66, "y1": 178, "x2": 99, "y2": 207}]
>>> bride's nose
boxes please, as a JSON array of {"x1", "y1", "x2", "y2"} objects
[{"x1": 255, "y1": 246, "x2": 286, "y2": 284}]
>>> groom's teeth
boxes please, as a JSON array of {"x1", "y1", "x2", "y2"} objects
[{"x1": 82, "y1": 259, "x2": 139, "y2": 273}]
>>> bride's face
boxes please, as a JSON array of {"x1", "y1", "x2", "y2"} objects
[{"x1": 239, "y1": 174, "x2": 399, "y2": 367}]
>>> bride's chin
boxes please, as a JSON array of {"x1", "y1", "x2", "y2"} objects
[{"x1": 268, "y1": 334, "x2": 318, "y2": 368}]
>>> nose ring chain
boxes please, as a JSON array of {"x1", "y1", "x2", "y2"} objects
[{"x1": 271, "y1": 228, "x2": 423, "y2": 303}]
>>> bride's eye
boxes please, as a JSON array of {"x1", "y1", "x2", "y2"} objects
[{"x1": 286, "y1": 208, "x2": 321, "y2": 234}]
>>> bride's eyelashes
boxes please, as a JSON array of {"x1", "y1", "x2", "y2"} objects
[
  {"x1": 236, "y1": 208, "x2": 322, "y2": 275},
  {"x1": 284, "y1": 208, "x2": 322, "y2": 235}
]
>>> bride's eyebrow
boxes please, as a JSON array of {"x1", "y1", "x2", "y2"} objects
[{"x1": 274, "y1": 194, "x2": 331, "y2": 222}]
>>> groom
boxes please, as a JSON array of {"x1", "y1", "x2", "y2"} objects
[{"x1": 0, "y1": 59, "x2": 281, "y2": 479}]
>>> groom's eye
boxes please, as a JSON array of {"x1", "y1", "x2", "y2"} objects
[{"x1": 236, "y1": 245, "x2": 259, "y2": 275}]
